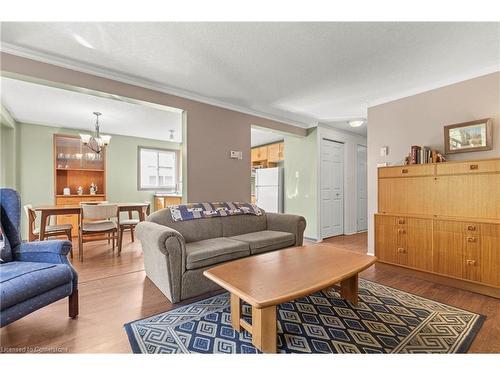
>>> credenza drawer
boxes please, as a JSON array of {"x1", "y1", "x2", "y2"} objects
[
  {"x1": 436, "y1": 159, "x2": 500, "y2": 175},
  {"x1": 379, "y1": 164, "x2": 434, "y2": 178}
]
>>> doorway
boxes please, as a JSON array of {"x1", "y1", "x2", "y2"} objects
[
  {"x1": 356, "y1": 144, "x2": 368, "y2": 232},
  {"x1": 320, "y1": 138, "x2": 344, "y2": 238}
]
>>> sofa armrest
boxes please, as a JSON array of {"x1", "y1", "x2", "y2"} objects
[
  {"x1": 13, "y1": 240, "x2": 78, "y2": 291},
  {"x1": 266, "y1": 213, "x2": 307, "y2": 246},
  {"x1": 136, "y1": 221, "x2": 186, "y2": 303}
]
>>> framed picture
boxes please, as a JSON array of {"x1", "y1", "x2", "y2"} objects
[{"x1": 444, "y1": 118, "x2": 493, "y2": 154}]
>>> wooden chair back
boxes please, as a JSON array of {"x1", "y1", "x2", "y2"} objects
[
  {"x1": 81, "y1": 203, "x2": 118, "y2": 221},
  {"x1": 23, "y1": 204, "x2": 37, "y2": 235}
]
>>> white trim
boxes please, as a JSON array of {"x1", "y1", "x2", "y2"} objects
[
  {"x1": 1, "y1": 43, "x2": 314, "y2": 129},
  {"x1": 0, "y1": 104, "x2": 16, "y2": 128}
]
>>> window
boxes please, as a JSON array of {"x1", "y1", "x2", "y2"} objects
[{"x1": 138, "y1": 147, "x2": 179, "y2": 190}]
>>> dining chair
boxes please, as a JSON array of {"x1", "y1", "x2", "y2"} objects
[
  {"x1": 23, "y1": 204, "x2": 74, "y2": 258},
  {"x1": 118, "y1": 201, "x2": 150, "y2": 244},
  {"x1": 78, "y1": 203, "x2": 120, "y2": 262}
]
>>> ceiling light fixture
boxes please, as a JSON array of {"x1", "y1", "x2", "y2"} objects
[
  {"x1": 349, "y1": 120, "x2": 365, "y2": 128},
  {"x1": 80, "y1": 112, "x2": 111, "y2": 154},
  {"x1": 74, "y1": 34, "x2": 95, "y2": 49}
]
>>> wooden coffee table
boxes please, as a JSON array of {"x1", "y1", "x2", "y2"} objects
[{"x1": 203, "y1": 243, "x2": 377, "y2": 353}]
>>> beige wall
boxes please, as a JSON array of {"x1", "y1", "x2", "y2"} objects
[
  {"x1": 1, "y1": 52, "x2": 307, "y2": 203},
  {"x1": 367, "y1": 72, "x2": 500, "y2": 254}
]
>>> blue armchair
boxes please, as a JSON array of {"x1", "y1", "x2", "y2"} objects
[{"x1": 0, "y1": 188, "x2": 78, "y2": 327}]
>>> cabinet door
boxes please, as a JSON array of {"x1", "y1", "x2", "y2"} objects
[
  {"x1": 258, "y1": 146, "x2": 268, "y2": 161},
  {"x1": 251, "y1": 148, "x2": 259, "y2": 163},
  {"x1": 481, "y1": 224, "x2": 500, "y2": 287},
  {"x1": 375, "y1": 215, "x2": 397, "y2": 263},
  {"x1": 433, "y1": 220, "x2": 463, "y2": 278},
  {"x1": 378, "y1": 178, "x2": 407, "y2": 214},
  {"x1": 406, "y1": 218, "x2": 433, "y2": 271},
  {"x1": 278, "y1": 142, "x2": 284, "y2": 160},
  {"x1": 267, "y1": 143, "x2": 280, "y2": 163},
  {"x1": 434, "y1": 174, "x2": 500, "y2": 219},
  {"x1": 407, "y1": 177, "x2": 435, "y2": 215}
]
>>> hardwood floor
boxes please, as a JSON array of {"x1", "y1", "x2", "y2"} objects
[{"x1": 1, "y1": 232, "x2": 499, "y2": 353}]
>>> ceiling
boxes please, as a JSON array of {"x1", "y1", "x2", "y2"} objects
[
  {"x1": 320, "y1": 120, "x2": 367, "y2": 136},
  {"x1": 0, "y1": 77, "x2": 183, "y2": 142},
  {"x1": 251, "y1": 127, "x2": 284, "y2": 147},
  {"x1": 1, "y1": 22, "x2": 499, "y2": 131}
]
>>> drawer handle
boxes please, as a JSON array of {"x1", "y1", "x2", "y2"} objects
[
  {"x1": 398, "y1": 219, "x2": 405, "y2": 225},
  {"x1": 467, "y1": 237, "x2": 476, "y2": 243},
  {"x1": 397, "y1": 247, "x2": 406, "y2": 254},
  {"x1": 466, "y1": 259, "x2": 476, "y2": 266},
  {"x1": 469, "y1": 164, "x2": 479, "y2": 170},
  {"x1": 467, "y1": 225, "x2": 476, "y2": 231},
  {"x1": 401, "y1": 168, "x2": 408, "y2": 174},
  {"x1": 398, "y1": 229, "x2": 405, "y2": 234}
]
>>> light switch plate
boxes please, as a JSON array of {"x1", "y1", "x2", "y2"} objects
[
  {"x1": 230, "y1": 150, "x2": 243, "y2": 160},
  {"x1": 380, "y1": 146, "x2": 389, "y2": 156}
]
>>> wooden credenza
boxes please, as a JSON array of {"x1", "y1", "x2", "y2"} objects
[{"x1": 375, "y1": 158, "x2": 500, "y2": 297}]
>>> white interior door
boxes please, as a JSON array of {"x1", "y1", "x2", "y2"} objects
[
  {"x1": 356, "y1": 145, "x2": 368, "y2": 232},
  {"x1": 321, "y1": 139, "x2": 344, "y2": 238}
]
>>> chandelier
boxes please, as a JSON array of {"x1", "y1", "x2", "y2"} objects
[{"x1": 80, "y1": 112, "x2": 111, "y2": 154}]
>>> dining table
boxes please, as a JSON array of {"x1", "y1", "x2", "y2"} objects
[{"x1": 32, "y1": 202, "x2": 150, "y2": 241}]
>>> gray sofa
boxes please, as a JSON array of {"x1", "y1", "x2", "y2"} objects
[{"x1": 136, "y1": 209, "x2": 306, "y2": 303}]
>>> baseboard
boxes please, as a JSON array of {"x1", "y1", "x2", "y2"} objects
[
  {"x1": 377, "y1": 261, "x2": 500, "y2": 299},
  {"x1": 304, "y1": 236, "x2": 321, "y2": 243}
]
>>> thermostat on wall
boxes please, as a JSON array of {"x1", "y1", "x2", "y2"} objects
[{"x1": 230, "y1": 150, "x2": 243, "y2": 160}]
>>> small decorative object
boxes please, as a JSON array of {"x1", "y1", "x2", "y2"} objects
[
  {"x1": 75, "y1": 153, "x2": 83, "y2": 160},
  {"x1": 57, "y1": 164, "x2": 63, "y2": 169},
  {"x1": 89, "y1": 182, "x2": 98, "y2": 195},
  {"x1": 58, "y1": 153, "x2": 65, "y2": 159},
  {"x1": 65, "y1": 164, "x2": 69, "y2": 169},
  {"x1": 444, "y1": 118, "x2": 493, "y2": 154},
  {"x1": 77, "y1": 186, "x2": 84, "y2": 195},
  {"x1": 63, "y1": 187, "x2": 71, "y2": 196}
]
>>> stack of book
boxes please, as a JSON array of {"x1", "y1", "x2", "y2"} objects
[{"x1": 405, "y1": 146, "x2": 445, "y2": 165}]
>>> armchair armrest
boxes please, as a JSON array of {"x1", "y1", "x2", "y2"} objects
[
  {"x1": 14, "y1": 240, "x2": 72, "y2": 263},
  {"x1": 13, "y1": 240, "x2": 78, "y2": 291},
  {"x1": 136, "y1": 221, "x2": 186, "y2": 303},
  {"x1": 266, "y1": 213, "x2": 307, "y2": 246}
]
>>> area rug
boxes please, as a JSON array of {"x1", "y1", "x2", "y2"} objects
[{"x1": 124, "y1": 279, "x2": 484, "y2": 354}]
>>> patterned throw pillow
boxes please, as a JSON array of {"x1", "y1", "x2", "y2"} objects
[{"x1": 170, "y1": 202, "x2": 262, "y2": 222}]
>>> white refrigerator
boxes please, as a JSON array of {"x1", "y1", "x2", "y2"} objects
[{"x1": 255, "y1": 167, "x2": 283, "y2": 213}]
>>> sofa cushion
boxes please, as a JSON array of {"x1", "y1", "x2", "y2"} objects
[
  {"x1": 148, "y1": 209, "x2": 222, "y2": 243},
  {"x1": 229, "y1": 230, "x2": 295, "y2": 255},
  {"x1": 220, "y1": 213, "x2": 267, "y2": 237},
  {"x1": 185, "y1": 238, "x2": 250, "y2": 270},
  {"x1": 0, "y1": 261, "x2": 73, "y2": 310}
]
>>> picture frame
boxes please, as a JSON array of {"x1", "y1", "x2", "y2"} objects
[{"x1": 444, "y1": 118, "x2": 493, "y2": 154}]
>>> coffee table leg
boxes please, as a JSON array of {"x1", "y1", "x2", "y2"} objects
[
  {"x1": 340, "y1": 273, "x2": 359, "y2": 306},
  {"x1": 230, "y1": 293, "x2": 241, "y2": 332},
  {"x1": 252, "y1": 305, "x2": 277, "y2": 353}
]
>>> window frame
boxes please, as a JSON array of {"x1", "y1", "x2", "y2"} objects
[{"x1": 137, "y1": 146, "x2": 180, "y2": 191}]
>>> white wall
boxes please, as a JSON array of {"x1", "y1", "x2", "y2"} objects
[
  {"x1": 317, "y1": 125, "x2": 368, "y2": 239},
  {"x1": 367, "y1": 72, "x2": 500, "y2": 255}
]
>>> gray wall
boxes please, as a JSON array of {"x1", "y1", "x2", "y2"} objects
[{"x1": 367, "y1": 71, "x2": 500, "y2": 254}]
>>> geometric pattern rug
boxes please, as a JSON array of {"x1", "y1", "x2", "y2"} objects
[{"x1": 124, "y1": 279, "x2": 484, "y2": 354}]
